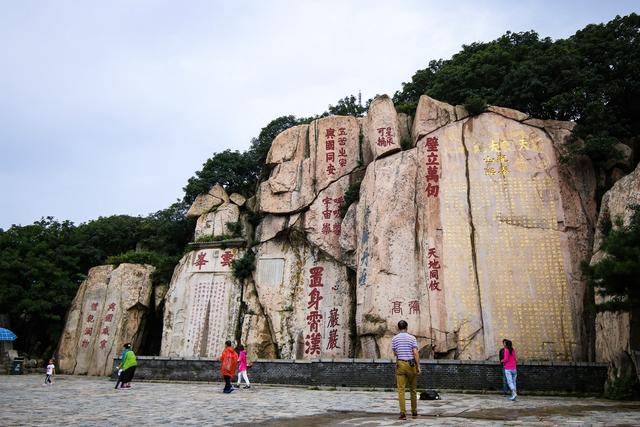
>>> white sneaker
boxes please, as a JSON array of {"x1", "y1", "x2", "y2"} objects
[{"x1": 509, "y1": 392, "x2": 517, "y2": 401}]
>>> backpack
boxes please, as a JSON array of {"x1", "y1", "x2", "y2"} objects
[{"x1": 420, "y1": 389, "x2": 441, "y2": 400}]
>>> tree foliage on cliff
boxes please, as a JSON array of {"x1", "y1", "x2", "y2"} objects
[
  {"x1": 582, "y1": 205, "x2": 640, "y2": 312},
  {"x1": 0, "y1": 203, "x2": 193, "y2": 358},
  {"x1": 394, "y1": 13, "x2": 640, "y2": 169}
]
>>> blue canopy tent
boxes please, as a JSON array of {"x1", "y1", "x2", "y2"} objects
[
  {"x1": 0, "y1": 327, "x2": 19, "y2": 373},
  {"x1": 0, "y1": 328, "x2": 17, "y2": 341}
]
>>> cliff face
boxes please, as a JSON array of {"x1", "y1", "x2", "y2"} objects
[
  {"x1": 247, "y1": 95, "x2": 597, "y2": 361},
  {"x1": 59, "y1": 95, "x2": 602, "y2": 368},
  {"x1": 591, "y1": 162, "x2": 640, "y2": 380}
]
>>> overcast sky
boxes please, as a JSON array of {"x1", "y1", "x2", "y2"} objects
[{"x1": 1, "y1": 1, "x2": 637, "y2": 229}]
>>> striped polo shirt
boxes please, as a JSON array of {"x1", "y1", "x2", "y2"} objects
[{"x1": 392, "y1": 332, "x2": 418, "y2": 361}]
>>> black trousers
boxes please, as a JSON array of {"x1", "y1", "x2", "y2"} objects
[
  {"x1": 44, "y1": 374, "x2": 52, "y2": 384},
  {"x1": 115, "y1": 366, "x2": 136, "y2": 388},
  {"x1": 223, "y1": 375, "x2": 232, "y2": 391}
]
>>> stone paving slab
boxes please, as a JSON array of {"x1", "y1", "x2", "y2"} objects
[{"x1": 1, "y1": 375, "x2": 640, "y2": 426}]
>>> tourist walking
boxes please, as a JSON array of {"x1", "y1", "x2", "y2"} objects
[
  {"x1": 115, "y1": 343, "x2": 137, "y2": 389},
  {"x1": 220, "y1": 340, "x2": 238, "y2": 393},
  {"x1": 391, "y1": 320, "x2": 421, "y2": 420},
  {"x1": 235, "y1": 344, "x2": 251, "y2": 389},
  {"x1": 501, "y1": 339, "x2": 517, "y2": 401},
  {"x1": 43, "y1": 359, "x2": 55, "y2": 385},
  {"x1": 498, "y1": 340, "x2": 509, "y2": 394}
]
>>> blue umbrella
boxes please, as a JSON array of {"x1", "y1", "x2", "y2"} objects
[{"x1": 0, "y1": 327, "x2": 17, "y2": 341}]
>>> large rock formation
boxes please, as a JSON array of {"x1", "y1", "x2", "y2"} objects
[
  {"x1": 57, "y1": 263, "x2": 154, "y2": 375},
  {"x1": 592, "y1": 162, "x2": 640, "y2": 381},
  {"x1": 160, "y1": 246, "x2": 244, "y2": 358},
  {"x1": 58, "y1": 95, "x2": 607, "y2": 373},
  {"x1": 247, "y1": 95, "x2": 597, "y2": 361}
]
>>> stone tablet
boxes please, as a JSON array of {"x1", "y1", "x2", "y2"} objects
[{"x1": 57, "y1": 264, "x2": 153, "y2": 375}]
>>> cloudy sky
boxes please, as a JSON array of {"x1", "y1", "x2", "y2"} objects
[{"x1": 1, "y1": 1, "x2": 637, "y2": 229}]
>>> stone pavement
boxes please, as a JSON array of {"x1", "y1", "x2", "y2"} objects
[{"x1": 2, "y1": 375, "x2": 640, "y2": 426}]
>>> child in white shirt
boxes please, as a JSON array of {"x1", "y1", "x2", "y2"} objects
[{"x1": 44, "y1": 359, "x2": 55, "y2": 385}]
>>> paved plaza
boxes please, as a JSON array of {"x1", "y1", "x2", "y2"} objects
[{"x1": 2, "y1": 375, "x2": 640, "y2": 426}]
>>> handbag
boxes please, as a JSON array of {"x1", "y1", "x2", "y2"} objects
[{"x1": 420, "y1": 390, "x2": 441, "y2": 400}]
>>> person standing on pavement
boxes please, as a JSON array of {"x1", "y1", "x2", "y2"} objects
[
  {"x1": 501, "y1": 339, "x2": 518, "y2": 401},
  {"x1": 220, "y1": 340, "x2": 238, "y2": 393},
  {"x1": 115, "y1": 343, "x2": 137, "y2": 389},
  {"x1": 391, "y1": 320, "x2": 421, "y2": 420},
  {"x1": 44, "y1": 359, "x2": 55, "y2": 385},
  {"x1": 235, "y1": 344, "x2": 251, "y2": 389},
  {"x1": 498, "y1": 340, "x2": 509, "y2": 395}
]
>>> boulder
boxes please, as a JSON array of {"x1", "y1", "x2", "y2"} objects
[
  {"x1": 229, "y1": 193, "x2": 247, "y2": 207},
  {"x1": 259, "y1": 124, "x2": 315, "y2": 214},
  {"x1": 411, "y1": 95, "x2": 458, "y2": 145},
  {"x1": 186, "y1": 193, "x2": 220, "y2": 219},
  {"x1": 487, "y1": 105, "x2": 529, "y2": 122},
  {"x1": 209, "y1": 183, "x2": 230, "y2": 204},
  {"x1": 160, "y1": 248, "x2": 243, "y2": 358},
  {"x1": 266, "y1": 125, "x2": 308, "y2": 165},
  {"x1": 365, "y1": 95, "x2": 401, "y2": 159},
  {"x1": 57, "y1": 264, "x2": 154, "y2": 375},
  {"x1": 194, "y1": 203, "x2": 240, "y2": 240}
]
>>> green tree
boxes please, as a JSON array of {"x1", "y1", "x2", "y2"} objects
[
  {"x1": 393, "y1": 14, "x2": 640, "y2": 169},
  {"x1": 0, "y1": 218, "x2": 89, "y2": 357},
  {"x1": 182, "y1": 150, "x2": 260, "y2": 203},
  {"x1": 327, "y1": 94, "x2": 367, "y2": 117},
  {"x1": 583, "y1": 205, "x2": 640, "y2": 312}
]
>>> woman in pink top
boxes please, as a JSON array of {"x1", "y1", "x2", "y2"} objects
[
  {"x1": 500, "y1": 339, "x2": 517, "y2": 401},
  {"x1": 235, "y1": 344, "x2": 251, "y2": 389}
]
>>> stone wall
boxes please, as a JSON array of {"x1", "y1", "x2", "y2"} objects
[{"x1": 112, "y1": 356, "x2": 607, "y2": 394}]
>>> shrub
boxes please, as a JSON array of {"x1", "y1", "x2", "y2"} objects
[
  {"x1": 340, "y1": 180, "x2": 362, "y2": 218},
  {"x1": 195, "y1": 234, "x2": 233, "y2": 243},
  {"x1": 231, "y1": 251, "x2": 256, "y2": 282},
  {"x1": 226, "y1": 221, "x2": 243, "y2": 238},
  {"x1": 604, "y1": 375, "x2": 640, "y2": 400},
  {"x1": 400, "y1": 137, "x2": 412, "y2": 151},
  {"x1": 464, "y1": 95, "x2": 487, "y2": 115},
  {"x1": 106, "y1": 250, "x2": 164, "y2": 267}
]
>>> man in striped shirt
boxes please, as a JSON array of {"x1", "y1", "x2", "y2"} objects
[{"x1": 391, "y1": 320, "x2": 421, "y2": 419}]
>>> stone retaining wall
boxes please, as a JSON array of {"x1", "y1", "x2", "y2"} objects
[{"x1": 113, "y1": 357, "x2": 607, "y2": 394}]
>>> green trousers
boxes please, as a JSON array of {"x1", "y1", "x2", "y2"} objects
[{"x1": 396, "y1": 360, "x2": 418, "y2": 414}]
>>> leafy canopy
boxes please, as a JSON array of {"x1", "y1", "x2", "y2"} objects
[{"x1": 583, "y1": 205, "x2": 640, "y2": 312}]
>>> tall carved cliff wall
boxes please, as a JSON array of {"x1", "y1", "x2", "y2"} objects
[
  {"x1": 248, "y1": 95, "x2": 597, "y2": 361},
  {"x1": 59, "y1": 95, "x2": 602, "y2": 370}
]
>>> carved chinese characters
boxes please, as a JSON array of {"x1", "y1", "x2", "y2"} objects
[
  {"x1": 253, "y1": 239, "x2": 352, "y2": 359},
  {"x1": 304, "y1": 175, "x2": 351, "y2": 261},
  {"x1": 310, "y1": 116, "x2": 360, "y2": 191},
  {"x1": 57, "y1": 264, "x2": 153, "y2": 375},
  {"x1": 161, "y1": 248, "x2": 242, "y2": 358},
  {"x1": 355, "y1": 150, "x2": 431, "y2": 357},
  {"x1": 365, "y1": 95, "x2": 401, "y2": 159}
]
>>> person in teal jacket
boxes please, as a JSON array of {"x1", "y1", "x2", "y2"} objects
[{"x1": 115, "y1": 343, "x2": 137, "y2": 389}]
